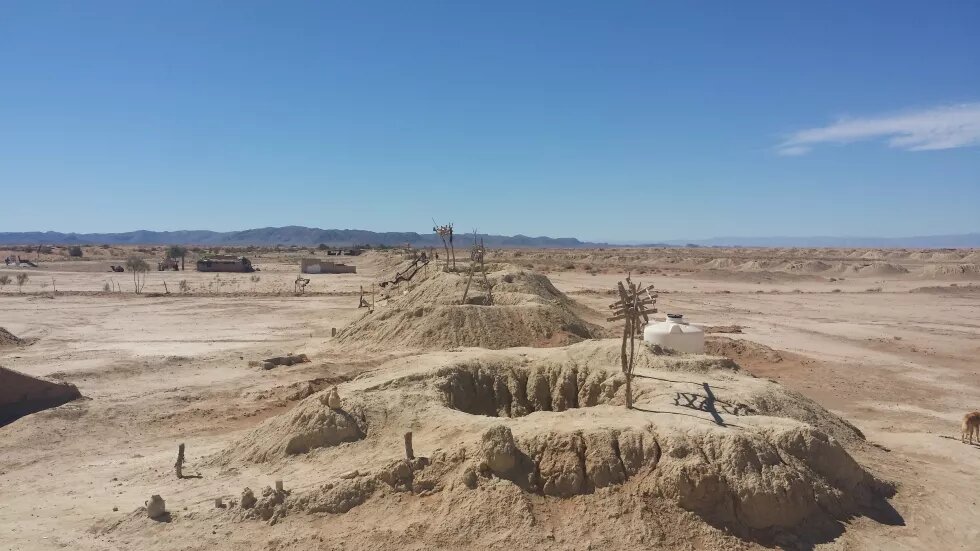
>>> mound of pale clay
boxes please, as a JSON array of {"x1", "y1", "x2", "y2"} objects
[
  {"x1": 202, "y1": 338, "x2": 886, "y2": 548},
  {"x1": 217, "y1": 391, "x2": 368, "y2": 464},
  {"x1": 855, "y1": 262, "x2": 908, "y2": 275},
  {"x1": 224, "y1": 342, "x2": 884, "y2": 544},
  {"x1": 466, "y1": 422, "x2": 880, "y2": 535},
  {"x1": 786, "y1": 260, "x2": 832, "y2": 273},
  {"x1": 919, "y1": 263, "x2": 980, "y2": 279},
  {"x1": 337, "y1": 266, "x2": 602, "y2": 350}
]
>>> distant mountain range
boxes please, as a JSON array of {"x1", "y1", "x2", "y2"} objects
[
  {"x1": 0, "y1": 227, "x2": 596, "y2": 248},
  {"x1": 0, "y1": 227, "x2": 977, "y2": 248},
  {"x1": 659, "y1": 233, "x2": 980, "y2": 248}
]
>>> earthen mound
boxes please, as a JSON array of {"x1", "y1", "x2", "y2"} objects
[
  {"x1": 216, "y1": 392, "x2": 368, "y2": 464},
  {"x1": 337, "y1": 266, "x2": 602, "y2": 350},
  {"x1": 706, "y1": 336, "x2": 783, "y2": 364},
  {"x1": 855, "y1": 262, "x2": 909, "y2": 275},
  {"x1": 464, "y1": 422, "x2": 884, "y2": 538},
  {"x1": 785, "y1": 260, "x2": 833, "y2": 273},
  {"x1": 0, "y1": 327, "x2": 26, "y2": 347},
  {"x1": 919, "y1": 263, "x2": 980, "y2": 279},
  {"x1": 1, "y1": 366, "x2": 82, "y2": 426},
  {"x1": 215, "y1": 339, "x2": 887, "y2": 545}
]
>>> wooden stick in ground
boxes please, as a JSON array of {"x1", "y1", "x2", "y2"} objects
[
  {"x1": 479, "y1": 245, "x2": 493, "y2": 305},
  {"x1": 174, "y1": 443, "x2": 185, "y2": 479},
  {"x1": 449, "y1": 225, "x2": 455, "y2": 270},
  {"x1": 404, "y1": 432, "x2": 414, "y2": 460},
  {"x1": 461, "y1": 261, "x2": 476, "y2": 304},
  {"x1": 631, "y1": 285, "x2": 641, "y2": 407},
  {"x1": 616, "y1": 281, "x2": 630, "y2": 373}
]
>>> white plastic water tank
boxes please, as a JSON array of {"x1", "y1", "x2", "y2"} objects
[{"x1": 643, "y1": 314, "x2": 705, "y2": 354}]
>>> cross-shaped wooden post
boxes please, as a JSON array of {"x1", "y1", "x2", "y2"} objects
[{"x1": 607, "y1": 275, "x2": 657, "y2": 409}]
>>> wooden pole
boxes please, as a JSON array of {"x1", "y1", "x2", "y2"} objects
[
  {"x1": 461, "y1": 262, "x2": 476, "y2": 304},
  {"x1": 404, "y1": 431, "x2": 414, "y2": 460},
  {"x1": 174, "y1": 443, "x2": 185, "y2": 479}
]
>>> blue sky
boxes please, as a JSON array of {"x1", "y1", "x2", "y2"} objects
[{"x1": 1, "y1": 1, "x2": 978, "y2": 242}]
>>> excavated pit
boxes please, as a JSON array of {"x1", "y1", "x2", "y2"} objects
[{"x1": 437, "y1": 361, "x2": 625, "y2": 417}]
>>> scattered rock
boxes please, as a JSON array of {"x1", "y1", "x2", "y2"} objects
[
  {"x1": 145, "y1": 495, "x2": 166, "y2": 519},
  {"x1": 245, "y1": 485, "x2": 289, "y2": 523},
  {"x1": 326, "y1": 386, "x2": 342, "y2": 409},
  {"x1": 260, "y1": 354, "x2": 311, "y2": 369},
  {"x1": 295, "y1": 478, "x2": 377, "y2": 514},
  {"x1": 460, "y1": 466, "x2": 478, "y2": 489},
  {"x1": 480, "y1": 425, "x2": 520, "y2": 475},
  {"x1": 376, "y1": 459, "x2": 414, "y2": 490},
  {"x1": 240, "y1": 488, "x2": 257, "y2": 509}
]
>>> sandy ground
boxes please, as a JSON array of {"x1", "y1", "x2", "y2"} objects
[{"x1": 1, "y1": 248, "x2": 979, "y2": 550}]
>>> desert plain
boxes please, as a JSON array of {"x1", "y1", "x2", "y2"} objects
[{"x1": 1, "y1": 244, "x2": 979, "y2": 550}]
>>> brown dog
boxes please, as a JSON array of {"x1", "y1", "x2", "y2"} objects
[{"x1": 963, "y1": 411, "x2": 980, "y2": 444}]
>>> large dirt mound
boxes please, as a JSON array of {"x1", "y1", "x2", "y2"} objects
[
  {"x1": 216, "y1": 391, "x2": 368, "y2": 464},
  {"x1": 854, "y1": 262, "x2": 909, "y2": 275},
  {"x1": 210, "y1": 340, "x2": 887, "y2": 545},
  {"x1": 337, "y1": 266, "x2": 602, "y2": 350},
  {"x1": 1, "y1": 366, "x2": 82, "y2": 426},
  {"x1": 919, "y1": 263, "x2": 980, "y2": 279}
]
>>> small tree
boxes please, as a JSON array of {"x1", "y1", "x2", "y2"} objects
[
  {"x1": 68, "y1": 246, "x2": 83, "y2": 258},
  {"x1": 125, "y1": 257, "x2": 150, "y2": 294},
  {"x1": 433, "y1": 221, "x2": 455, "y2": 271},
  {"x1": 16, "y1": 272, "x2": 29, "y2": 293},
  {"x1": 166, "y1": 245, "x2": 188, "y2": 271},
  {"x1": 0, "y1": 274, "x2": 10, "y2": 291}
]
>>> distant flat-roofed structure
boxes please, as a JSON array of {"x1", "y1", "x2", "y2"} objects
[
  {"x1": 325, "y1": 247, "x2": 363, "y2": 256},
  {"x1": 196, "y1": 255, "x2": 254, "y2": 273},
  {"x1": 300, "y1": 258, "x2": 356, "y2": 274}
]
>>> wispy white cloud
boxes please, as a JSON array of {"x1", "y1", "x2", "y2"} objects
[{"x1": 776, "y1": 102, "x2": 980, "y2": 156}]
